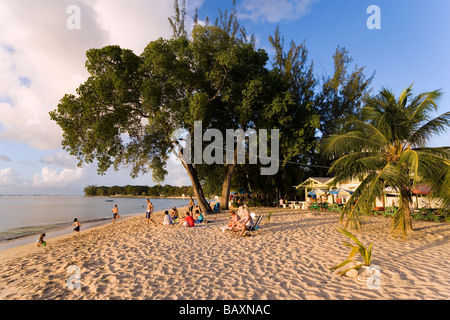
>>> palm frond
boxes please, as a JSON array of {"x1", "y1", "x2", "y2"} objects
[{"x1": 409, "y1": 111, "x2": 450, "y2": 147}]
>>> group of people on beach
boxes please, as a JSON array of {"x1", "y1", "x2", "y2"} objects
[
  {"x1": 34, "y1": 197, "x2": 226, "y2": 247},
  {"x1": 111, "y1": 198, "x2": 204, "y2": 229}
]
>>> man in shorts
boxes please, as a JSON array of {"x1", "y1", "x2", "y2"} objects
[
  {"x1": 145, "y1": 199, "x2": 156, "y2": 226},
  {"x1": 112, "y1": 204, "x2": 119, "y2": 224}
]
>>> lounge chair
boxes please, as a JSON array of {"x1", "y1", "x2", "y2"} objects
[
  {"x1": 235, "y1": 215, "x2": 264, "y2": 237},
  {"x1": 249, "y1": 215, "x2": 264, "y2": 232}
]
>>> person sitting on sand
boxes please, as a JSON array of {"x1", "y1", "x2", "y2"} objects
[
  {"x1": 176, "y1": 212, "x2": 195, "y2": 228},
  {"x1": 161, "y1": 210, "x2": 173, "y2": 226},
  {"x1": 226, "y1": 210, "x2": 240, "y2": 231},
  {"x1": 194, "y1": 209, "x2": 204, "y2": 224},
  {"x1": 35, "y1": 233, "x2": 46, "y2": 247},
  {"x1": 234, "y1": 209, "x2": 254, "y2": 238},
  {"x1": 170, "y1": 207, "x2": 179, "y2": 221},
  {"x1": 73, "y1": 218, "x2": 81, "y2": 237}
]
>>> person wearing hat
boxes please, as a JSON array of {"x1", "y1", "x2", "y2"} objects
[{"x1": 170, "y1": 207, "x2": 179, "y2": 221}]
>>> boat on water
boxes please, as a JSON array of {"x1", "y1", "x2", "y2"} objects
[{"x1": 105, "y1": 199, "x2": 114, "y2": 202}]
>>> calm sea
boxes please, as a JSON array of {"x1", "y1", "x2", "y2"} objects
[{"x1": 0, "y1": 196, "x2": 191, "y2": 249}]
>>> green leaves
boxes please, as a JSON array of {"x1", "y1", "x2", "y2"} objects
[
  {"x1": 330, "y1": 228, "x2": 372, "y2": 276},
  {"x1": 323, "y1": 84, "x2": 450, "y2": 239}
]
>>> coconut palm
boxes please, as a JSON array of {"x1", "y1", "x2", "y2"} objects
[{"x1": 322, "y1": 84, "x2": 450, "y2": 239}]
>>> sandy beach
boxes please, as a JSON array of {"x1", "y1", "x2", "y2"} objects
[{"x1": 0, "y1": 207, "x2": 449, "y2": 300}]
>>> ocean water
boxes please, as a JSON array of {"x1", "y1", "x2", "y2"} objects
[{"x1": 0, "y1": 196, "x2": 191, "y2": 245}]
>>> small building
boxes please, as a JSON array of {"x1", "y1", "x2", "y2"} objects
[{"x1": 295, "y1": 177, "x2": 362, "y2": 204}]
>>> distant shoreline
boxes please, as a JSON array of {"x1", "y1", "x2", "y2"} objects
[
  {"x1": 0, "y1": 195, "x2": 196, "y2": 199},
  {"x1": 86, "y1": 195, "x2": 193, "y2": 199}
]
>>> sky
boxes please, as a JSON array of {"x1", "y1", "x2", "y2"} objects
[{"x1": 0, "y1": 0, "x2": 449, "y2": 195}]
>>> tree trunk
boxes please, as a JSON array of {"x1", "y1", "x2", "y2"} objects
[
  {"x1": 220, "y1": 164, "x2": 236, "y2": 210},
  {"x1": 395, "y1": 189, "x2": 414, "y2": 238},
  {"x1": 402, "y1": 195, "x2": 414, "y2": 232},
  {"x1": 183, "y1": 162, "x2": 213, "y2": 214},
  {"x1": 220, "y1": 138, "x2": 239, "y2": 211}
]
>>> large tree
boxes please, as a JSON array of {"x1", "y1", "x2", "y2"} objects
[
  {"x1": 312, "y1": 46, "x2": 374, "y2": 177},
  {"x1": 50, "y1": 2, "x2": 274, "y2": 214},
  {"x1": 322, "y1": 84, "x2": 450, "y2": 238}
]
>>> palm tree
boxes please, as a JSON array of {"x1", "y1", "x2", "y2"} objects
[{"x1": 322, "y1": 84, "x2": 450, "y2": 239}]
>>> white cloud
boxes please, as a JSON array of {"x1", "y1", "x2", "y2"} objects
[
  {"x1": 40, "y1": 151, "x2": 78, "y2": 168},
  {"x1": 0, "y1": 0, "x2": 202, "y2": 194},
  {"x1": 239, "y1": 0, "x2": 318, "y2": 23},
  {"x1": 0, "y1": 168, "x2": 25, "y2": 186},
  {"x1": 0, "y1": 0, "x2": 179, "y2": 151},
  {"x1": 32, "y1": 166, "x2": 86, "y2": 189}
]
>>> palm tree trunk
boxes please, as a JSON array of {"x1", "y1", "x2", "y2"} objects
[
  {"x1": 401, "y1": 189, "x2": 414, "y2": 232},
  {"x1": 394, "y1": 189, "x2": 414, "y2": 238}
]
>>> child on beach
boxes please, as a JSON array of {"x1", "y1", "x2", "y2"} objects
[
  {"x1": 227, "y1": 210, "x2": 240, "y2": 231},
  {"x1": 161, "y1": 210, "x2": 174, "y2": 226},
  {"x1": 112, "y1": 204, "x2": 119, "y2": 224},
  {"x1": 170, "y1": 207, "x2": 179, "y2": 221},
  {"x1": 73, "y1": 218, "x2": 81, "y2": 237},
  {"x1": 194, "y1": 209, "x2": 204, "y2": 224},
  {"x1": 35, "y1": 233, "x2": 46, "y2": 247}
]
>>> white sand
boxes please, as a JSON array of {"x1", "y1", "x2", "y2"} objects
[{"x1": 0, "y1": 207, "x2": 449, "y2": 300}]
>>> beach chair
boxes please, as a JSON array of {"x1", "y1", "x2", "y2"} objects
[
  {"x1": 310, "y1": 203, "x2": 320, "y2": 211},
  {"x1": 249, "y1": 215, "x2": 264, "y2": 232}
]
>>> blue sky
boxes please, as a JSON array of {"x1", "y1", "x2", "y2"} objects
[{"x1": 0, "y1": 0, "x2": 449, "y2": 195}]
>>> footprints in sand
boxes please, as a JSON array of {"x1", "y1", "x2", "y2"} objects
[{"x1": 1, "y1": 210, "x2": 450, "y2": 299}]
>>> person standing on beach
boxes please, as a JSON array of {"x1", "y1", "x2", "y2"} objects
[
  {"x1": 145, "y1": 199, "x2": 156, "y2": 226},
  {"x1": 188, "y1": 196, "x2": 194, "y2": 214},
  {"x1": 112, "y1": 204, "x2": 119, "y2": 224},
  {"x1": 73, "y1": 218, "x2": 81, "y2": 237}
]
